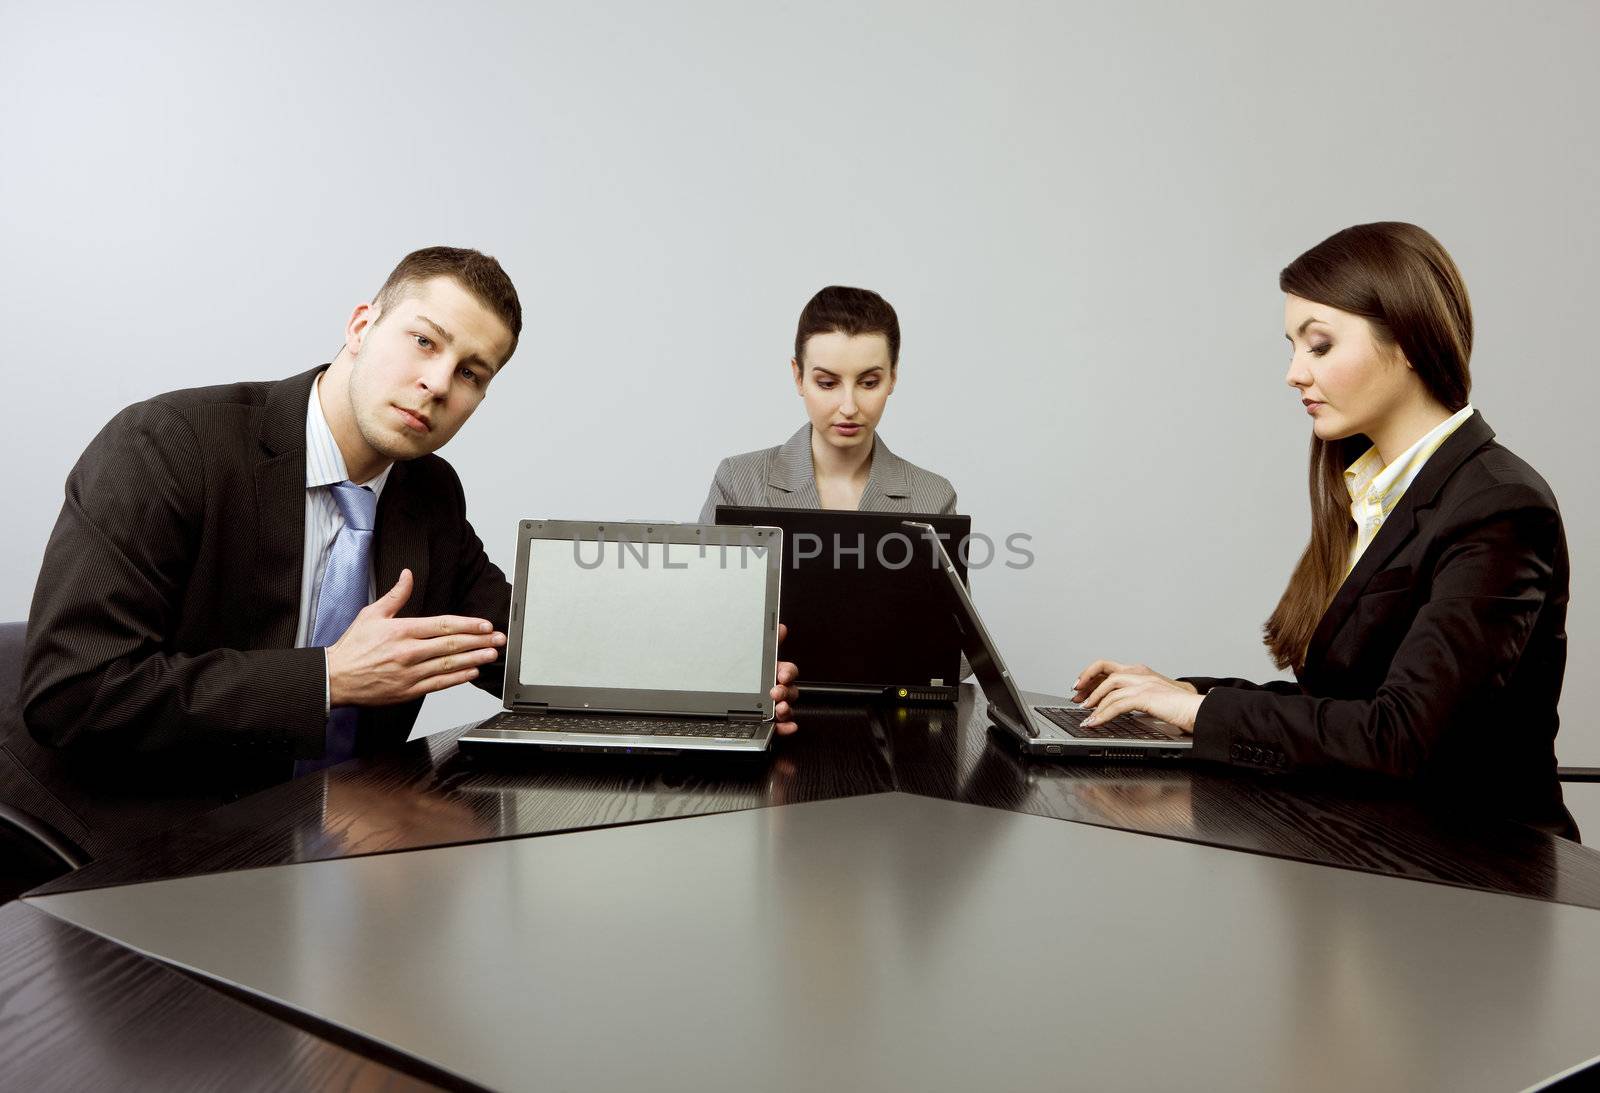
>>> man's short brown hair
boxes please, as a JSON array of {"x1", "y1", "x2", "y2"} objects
[
  {"x1": 794, "y1": 286, "x2": 901, "y2": 370},
  {"x1": 373, "y1": 247, "x2": 523, "y2": 364}
]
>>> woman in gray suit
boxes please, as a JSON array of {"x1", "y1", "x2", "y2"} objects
[{"x1": 698, "y1": 286, "x2": 958, "y2": 522}]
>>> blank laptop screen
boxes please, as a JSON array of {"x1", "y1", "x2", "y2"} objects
[{"x1": 519, "y1": 536, "x2": 771, "y2": 695}]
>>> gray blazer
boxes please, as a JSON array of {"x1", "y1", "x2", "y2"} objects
[{"x1": 699, "y1": 424, "x2": 958, "y2": 523}]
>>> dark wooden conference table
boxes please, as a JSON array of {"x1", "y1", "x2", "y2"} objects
[{"x1": 7, "y1": 685, "x2": 1600, "y2": 1090}]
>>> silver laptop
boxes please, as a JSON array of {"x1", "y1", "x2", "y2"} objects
[
  {"x1": 906, "y1": 522, "x2": 1191, "y2": 762},
  {"x1": 460, "y1": 520, "x2": 783, "y2": 755}
]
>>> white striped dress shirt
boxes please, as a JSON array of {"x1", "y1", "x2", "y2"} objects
[{"x1": 298, "y1": 378, "x2": 393, "y2": 678}]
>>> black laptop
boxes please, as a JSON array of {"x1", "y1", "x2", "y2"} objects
[{"x1": 716, "y1": 506, "x2": 970, "y2": 703}]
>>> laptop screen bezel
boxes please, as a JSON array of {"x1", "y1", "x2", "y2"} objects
[{"x1": 502, "y1": 520, "x2": 782, "y2": 718}]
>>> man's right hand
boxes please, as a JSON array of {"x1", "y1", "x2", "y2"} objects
[{"x1": 326, "y1": 569, "x2": 506, "y2": 707}]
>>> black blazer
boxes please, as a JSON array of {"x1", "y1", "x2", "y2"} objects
[
  {"x1": 1183, "y1": 412, "x2": 1574, "y2": 838},
  {"x1": 16, "y1": 365, "x2": 510, "y2": 855}
]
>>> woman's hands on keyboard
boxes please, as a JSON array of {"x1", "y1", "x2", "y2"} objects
[{"x1": 1070, "y1": 659, "x2": 1203, "y2": 733}]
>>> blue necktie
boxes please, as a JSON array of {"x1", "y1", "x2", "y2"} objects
[{"x1": 295, "y1": 481, "x2": 378, "y2": 777}]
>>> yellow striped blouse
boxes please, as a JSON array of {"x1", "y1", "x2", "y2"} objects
[{"x1": 1344, "y1": 404, "x2": 1475, "y2": 574}]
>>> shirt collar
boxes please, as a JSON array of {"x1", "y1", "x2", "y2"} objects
[
  {"x1": 1345, "y1": 403, "x2": 1475, "y2": 508},
  {"x1": 306, "y1": 376, "x2": 393, "y2": 497}
]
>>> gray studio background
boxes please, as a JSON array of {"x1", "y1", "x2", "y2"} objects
[{"x1": 5, "y1": 3, "x2": 1596, "y2": 823}]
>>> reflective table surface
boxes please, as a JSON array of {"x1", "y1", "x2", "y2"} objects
[
  {"x1": 15, "y1": 686, "x2": 1600, "y2": 1090},
  {"x1": 31, "y1": 794, "x2": 1600, "y2": 1093},
  {"x1": 33, "y1": 688, "x2": 1600, "y2": 909}
]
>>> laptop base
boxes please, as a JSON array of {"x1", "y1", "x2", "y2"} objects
[
  {"x1": 459, "y1": 735, "x2": 771, "y2": 762},
  {"x1": 1002, "y1": 727, "x2": 1192, "y2": 762},
  {"x1": 987, "y1": 713, "x2": 1192, "y2": 763},
  {"x1": 460, "y1": 722, "x2": 773, "y2": 755},
  {"x1": 798, "y1": 682, "x2": 959, "y2": 705}
]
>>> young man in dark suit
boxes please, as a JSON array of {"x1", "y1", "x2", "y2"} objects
[{"x1": 16, "y1": 247, "x2": 799, "y2": 857}]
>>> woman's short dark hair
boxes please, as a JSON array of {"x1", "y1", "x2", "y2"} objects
[{"x1": 794, "y1": 286, "x2": 901, "y2": 369}]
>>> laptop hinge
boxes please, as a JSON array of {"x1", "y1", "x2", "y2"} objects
[{"x1": 728, "y1": 710, "x2": 763, "y2": 721}]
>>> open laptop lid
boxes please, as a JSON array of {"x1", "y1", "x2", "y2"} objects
[
  {"x1": 502, "y1": 520, "x2": 782, "y2": 719},
  {"x1": 904, "y1": 521, "x2": 1038, "y2": 739},
  {"x1": 715, "y1": 506, "x2": 970, "y2": 695}
]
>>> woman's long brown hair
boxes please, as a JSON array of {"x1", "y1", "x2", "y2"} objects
[{"x1": 1264, "y1": 222, "x2": 1474, "y2": 670}]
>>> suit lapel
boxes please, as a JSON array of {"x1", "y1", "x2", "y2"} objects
[
  {"x1": 373, "y1": 460, "x2": 429, "y2": 618},
  {"x1": 858, "y1": 434, "x2": 912, "y2": 511},
  {"x1": 249, "y1": 367, "x2": 321, "y2": 648},
  {"x1": 766, "y1": 424, "x2": 821, "y2": 507},
  {"x1": 1307, "y1": 411, "x2": 1495, "y2": 662}
]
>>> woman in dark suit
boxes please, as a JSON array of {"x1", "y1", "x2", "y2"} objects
[
  {"x1": 698, "y1": 285, "x2": 957, "y2": 521},
  {"x1": 1071, "y1": 222, "x2": 1574, "y2": 837}
]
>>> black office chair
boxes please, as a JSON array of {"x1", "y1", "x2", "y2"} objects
[{"x1": 1, "y1": 622, "x2": 88, "y2": 901}]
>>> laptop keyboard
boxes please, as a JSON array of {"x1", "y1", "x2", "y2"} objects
[
  {"x1": 489, "y1": 712, "x2": 762, "y2": 739},
  {"x1": 1034, "y1": 706, "x2": 1173, "y2": 741}
]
